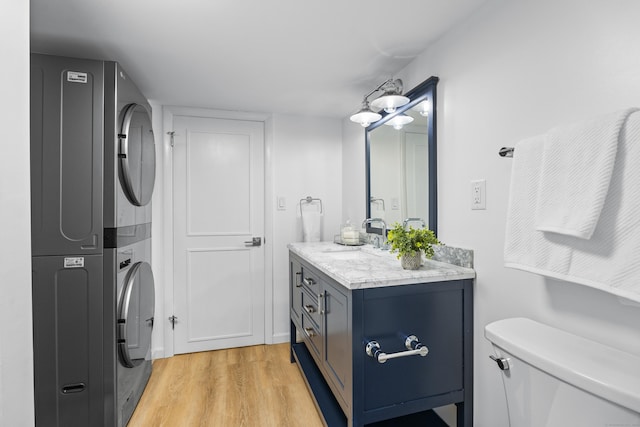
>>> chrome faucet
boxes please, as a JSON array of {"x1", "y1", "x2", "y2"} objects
[
  {"x1": 362, "y1": 218, "x2": 387, "y2": 249},
  {"x1": 402, "y1": 217, "x2": 426, "y2": 230}
]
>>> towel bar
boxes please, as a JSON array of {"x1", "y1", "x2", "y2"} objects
[{"x1": 365, "y1": 335, "x2": 429, "y2": 364}]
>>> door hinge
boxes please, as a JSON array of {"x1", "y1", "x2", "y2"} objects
[
  {"x1": 169, "y1": 315, "x2": 178, "y2": 330},
  {"x1": 167, "y1": 131, "x2": 175, "y2": 147}
]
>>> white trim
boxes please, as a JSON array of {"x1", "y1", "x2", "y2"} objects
[
  {"x1": 162, "y1": 106, "x2": 273, "y2": 357},
  {"x1": 263, "y1": 115, "x2": 275, "y2": 344}
]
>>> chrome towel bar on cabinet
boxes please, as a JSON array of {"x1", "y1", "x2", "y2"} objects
[{"x1": 365, "y1": 335, "x2": 429, "y2": 364}]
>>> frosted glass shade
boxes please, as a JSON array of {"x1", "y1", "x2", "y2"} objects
[
  {"x1": 384, "y1": 113, "x2": 414, "y2": 130},
  {"x1": 370, "y1": 94, "x2": 410, "y2": 113},
  {"x1": 350, "y1": 108, "x2": 382, "y2": 127}
]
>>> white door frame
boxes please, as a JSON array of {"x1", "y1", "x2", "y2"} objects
[{"x1": 162, "y1": 106, "x2": 274, "y2": 358}]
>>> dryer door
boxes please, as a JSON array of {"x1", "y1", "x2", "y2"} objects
[
  {"x1": 117, "y1": 261, "x2": 155, "y2": 368},
  {"x1": 118, "y1": 103, "x2": 156, "y2": 206}
]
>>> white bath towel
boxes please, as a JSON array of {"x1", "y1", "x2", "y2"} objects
[
  {"x1": 504, "y1": 110, "x2": 640, "y2": 303},
  {"x1": 535, "y1": 108, "x2": 639, "y2": 239},
  {"x1": 301, "y1": 203, "x2": 323, "y2": 242}
]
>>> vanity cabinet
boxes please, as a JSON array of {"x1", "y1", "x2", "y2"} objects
[{"x1": 289, "y1": 251, "x2": 473, "y2": 427}]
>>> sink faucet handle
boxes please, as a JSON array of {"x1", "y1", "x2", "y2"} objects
[{"x1": 402, "y1": 217, "x2": 426, "y2": 229}]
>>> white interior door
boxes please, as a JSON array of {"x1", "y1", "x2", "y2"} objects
[{"x1": 172, "y1": 115, "x2": 265, "y2": 354}]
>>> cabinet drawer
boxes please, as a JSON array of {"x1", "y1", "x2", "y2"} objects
[
  {"x1": 301, "y1": 289, "x2": 321, "y2": 327},
  {"x1": 301, "y1": 314, "x2": 321, "y2": 358}
]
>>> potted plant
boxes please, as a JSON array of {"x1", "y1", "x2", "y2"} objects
[{"x1": 386, "y1": 223, "x2": 442, "y2": 270}]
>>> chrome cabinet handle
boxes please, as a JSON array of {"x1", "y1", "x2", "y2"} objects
[
  {"x1": 318, "y1": 292, "x2": 325, "y2": 315},
  {"x1": 303, "y1": 304, "x2": 315, "y2": 314},
  {"x1": 295, "y1": 272, "x2": 302, "y2": 287},
  {"x1": 365, "y1": 335, "x2": 429, "y2": 364},
  {"x1": 304, "y1": 327, "x2": 316, "y2": 337},
  {"x1": 303, "y1": 277, "x2": 316, "y2": 286}
]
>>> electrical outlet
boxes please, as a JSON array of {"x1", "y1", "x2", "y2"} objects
[{"x1": 471, "y1": 179, "x2": 486, "y2": 210}]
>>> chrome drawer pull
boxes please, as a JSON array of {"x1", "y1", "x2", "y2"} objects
[
  {"x1": 365, "y1": 335, "x2": 429, "y2": 364},
  {"x1": 303, "y1": 277, "x2": 316, "y2": 286},
  {"x1": 304, "y1": 327, "x2": 316, "y2": 337},
  {"x1": 304, "y1": 304, "x2": 316, "y2": 314}
]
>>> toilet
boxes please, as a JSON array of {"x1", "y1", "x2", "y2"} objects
[{"x1": 485, "y1": 317, "x2": 640, "y2": 427}]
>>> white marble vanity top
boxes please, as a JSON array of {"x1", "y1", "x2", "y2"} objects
[{"x1": 288, "y1": 241, "x2": 476, "y2": 290}]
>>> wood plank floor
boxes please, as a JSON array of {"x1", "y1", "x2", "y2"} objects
[{"x1": 127, "y1": 343, "x2": 325, "y2": 427}]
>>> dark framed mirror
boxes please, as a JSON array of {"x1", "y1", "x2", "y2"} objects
[{"x1": 365, "y1": 76, "x2": 438, "y2": 236}]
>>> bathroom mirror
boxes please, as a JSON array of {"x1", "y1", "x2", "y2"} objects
[{"x1": 366, "y1": 76, "x2": 438, "y2": 235}]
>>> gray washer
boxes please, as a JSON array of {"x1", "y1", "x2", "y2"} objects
[{"x1": 105, "y1": 238, "x2": 155, "y2": 426}]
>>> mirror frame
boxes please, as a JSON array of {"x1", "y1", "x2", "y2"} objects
[{"x1": 365, "y1": 76, "x2": 439, "y2": 236}]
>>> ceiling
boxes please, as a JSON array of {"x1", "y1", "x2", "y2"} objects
[{"x1": 30, "y1": 0, "x2": 487, "y2": 118}]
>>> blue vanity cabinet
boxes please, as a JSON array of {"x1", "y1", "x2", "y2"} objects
[{"x1": 289, "y1": 251, "x2": 473, "y2": 427}]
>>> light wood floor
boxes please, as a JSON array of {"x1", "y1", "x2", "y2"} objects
[{"x1": 127, "y1": 343, "x2": 325, "y2": 427}]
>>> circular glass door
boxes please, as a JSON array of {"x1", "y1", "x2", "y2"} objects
[
  {"x1": 118, "y1": 103, "x2": 156, "y2": 206},
  {"x1": 117, "y1": 261, "x2": 155, "y2": 368}
]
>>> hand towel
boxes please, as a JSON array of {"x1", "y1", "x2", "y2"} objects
[
  {"x1": 301, "y1": 202, "x2": 322, "y2": 242},
  {"x1": 505, "y1": 110, "x2": 640, "y2": 304},
  {"x1": 504, "y1": 135, "x2": 573, "y2": 275},
  {"x1": 535, "y1": 108, "x2": 639, "y2": 239}
]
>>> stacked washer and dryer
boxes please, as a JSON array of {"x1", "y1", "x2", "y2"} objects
[{"x1": 30, "y1": 54, "x2": 156, "y2": 426}]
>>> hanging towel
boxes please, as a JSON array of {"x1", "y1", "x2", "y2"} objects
[
  {"x1": 535, "y1": 108, "x2": 639, "y2": 239},
  {"x1": 301, "y1": 202, "x2": 323, "y2": 242},
  {"x1": 504, "y1": 110, "x2": 640, "y2": 304}
]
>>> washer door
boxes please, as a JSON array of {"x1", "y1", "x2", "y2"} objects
[
  {"x1": 118, "y1": 103, "x2": 156, "y2": 207},
  {"x1": 117, "y1": 261, "x2": 155, "y2": 368}
]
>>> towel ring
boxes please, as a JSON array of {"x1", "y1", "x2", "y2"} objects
[{"x1": 299, "y1": 196, "x2": 323, "y2": 215}]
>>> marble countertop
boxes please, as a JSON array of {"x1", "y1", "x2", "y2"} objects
[{"x1": 288, "y1": 241, "x2": 476, "y2": 290}]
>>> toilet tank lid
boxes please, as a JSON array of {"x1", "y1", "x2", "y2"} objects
[{"x1": 485, "y1": 317, "x2": 640, "y2": 414}]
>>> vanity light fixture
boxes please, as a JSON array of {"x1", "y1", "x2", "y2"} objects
[
  {"x1": 350, "y1": 78, "x2": 409, "y2": 127},
  {"x1": 411, "y1": 100, "x2": 430, "y2": 117},
  {"x1": 384, "y1": 113, "x2": 413, "y2": 130},
  {"x1": 350, "y1": 100, "x2": 382, "y2": 127}
]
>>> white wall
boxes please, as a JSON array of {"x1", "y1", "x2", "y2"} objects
[
  {"x1": 0, "y1": 1, "x2": 35, "y2": 426},
  {"x1": 341, "y1": 120, "x2": 366, "y2": 224},
  {"x1": 382, "y1": 0, "x2": 640, "y2": 425},
  {"x1": 271, "y1": 114, "x2": 343, "y2": 339}
]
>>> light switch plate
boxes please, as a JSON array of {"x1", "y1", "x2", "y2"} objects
[{"x1": 277, "y1": 196, "x2": 286, "y2": 210}]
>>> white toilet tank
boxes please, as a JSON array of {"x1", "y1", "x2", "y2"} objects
[{"x1": 485, "y1": 317, "x2": 640, "y2": 427}]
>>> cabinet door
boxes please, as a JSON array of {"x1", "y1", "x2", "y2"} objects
[
  {"x1": 322, "y1": 280, "x2": 350, "y2": 405},
  {"x1": 290, "y1": 258, "x2": 303, "y2": 324},
  {"x1": 362, "y1": 286, "x2": 463, "y2": 411}
]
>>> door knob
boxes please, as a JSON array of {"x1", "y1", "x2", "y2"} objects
[{"x1": 244, "y1": 237, "x2": 262, "y2": 247}]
